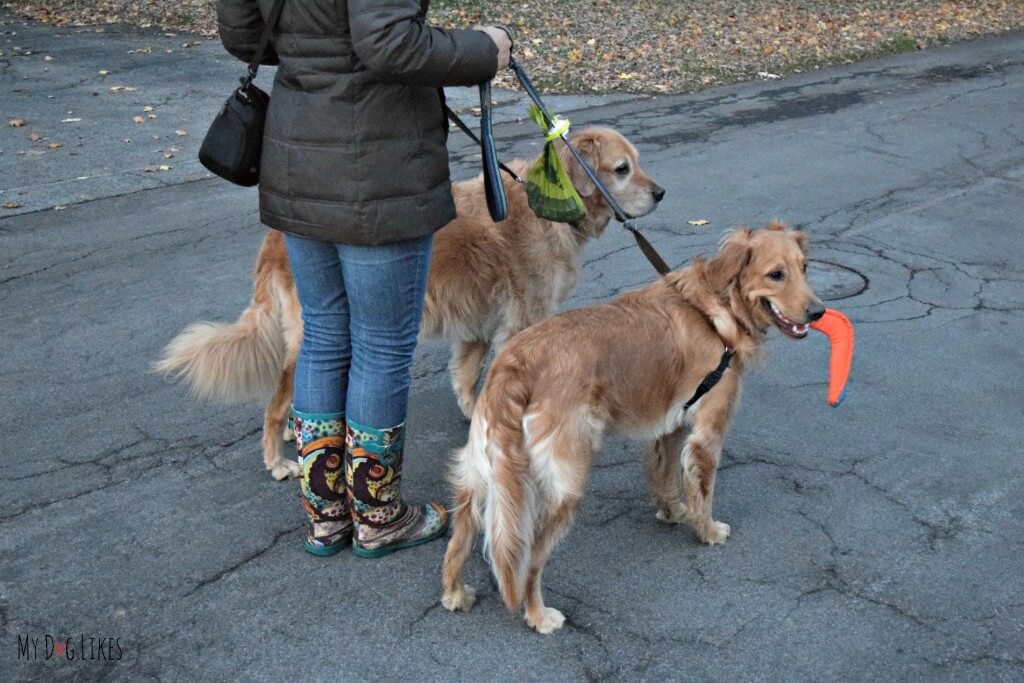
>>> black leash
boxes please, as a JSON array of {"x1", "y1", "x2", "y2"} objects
[{"x1": 445, "y1": 105, "x2": 523, "y2": 184}]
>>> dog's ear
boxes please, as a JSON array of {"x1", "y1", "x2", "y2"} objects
[
  {"x1": 559, "y1": 131, "x2": 601, "y2": 198},
  {"x1": 792, "y1": 229, "x2": 809, "y2": 254},
  {"x1": 705, "y1": 228, "x2": 753, "y2": 291}
]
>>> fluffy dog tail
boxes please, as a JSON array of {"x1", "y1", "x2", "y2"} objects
[
  {"x1": 481, "y1": 362, "x2": 535, "y2": 612},
  {"x1": 155, "y1": 245, "x2": 287, "y2": 404}
]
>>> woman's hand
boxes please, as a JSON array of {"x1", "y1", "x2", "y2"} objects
[{"x1": 475, "y1": 26, "x2": 512, "y2": 71}]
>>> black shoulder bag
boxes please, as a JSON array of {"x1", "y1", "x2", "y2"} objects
[{"x1": 199, "y1": 0, "x2": 286, "y2": 187}]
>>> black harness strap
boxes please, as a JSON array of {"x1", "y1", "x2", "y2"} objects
[{"x1": 683, "y1": 346, "x2": 735, "y2": 411}]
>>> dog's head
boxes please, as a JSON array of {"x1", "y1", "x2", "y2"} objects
[
  {"x1": 559, "y1": 126, "x2": 664, "y2": 222},
  {"x1": 706, "y1": 222, "x2": 825, "y2": 339}
]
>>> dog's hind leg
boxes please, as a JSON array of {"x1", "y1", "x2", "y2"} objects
[
  {"x1": 449, "y1": 340, "x2": 489, "y2": 420},
  {"x1": 263, "y1": 362, "x2": 300, "y2": 481},
  {"x1": 523, "y1": 424, "x2": 590, "y2": 635},
  {"x1": 441, "y1": 484, "x2": 480, "y2": 612},
  {"x1": 523, "y1": 495, "x2": 579, "y2": 635},
  {"x1": 645, "y1": 428, "x2": 686, "y2": 524}
]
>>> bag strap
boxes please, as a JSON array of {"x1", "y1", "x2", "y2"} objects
[{"x1": 246, "y1": 0, "x2": 287, "y2": 81}]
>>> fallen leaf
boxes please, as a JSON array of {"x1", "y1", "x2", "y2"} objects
[
  {"x1": 143, "y1": 105, "x2": 154, "y2": 112},
  {"x1": 27, "y1": 131, "x2": 42, "y2": 142},
  {"x1": 143, "y1": 165, "x2": 159, "y2": 172},
  {"x1": 147, "y1": 114, "x2": 157, "y2": 119},
  {"x1": 62, "y1": 118, "x2": 82, "y2": 123},
  {"x1": 3, "y1": 202, "x2": 22, "y2": 209},
  {"x1": 8, "y1": 118, "x2": 26, "y2": 127},
  {"x1": 158, "y1": 164, "x2": 171, "y2": 171},
  {"x1": 133, "y1": 116, "x2": 145, "y2": 124},
  {"x1": 174, "y1": 129, "x2": 188, "y2": 137},
  {"x1": 98, "y1": 69, "x2": 110, "y2": 75},
  {"x1": 688, "y1": 219, "x2": 710, "y2": 226},
  {"x1": 48, "y1": 142, "x2": 62, "y2": 149},
  {"x1": 44, "y1": 55, "x2": 54, "y2": 61},
  {"x1": 110, "y1": 86, "x2": 138, "y2": 93}
]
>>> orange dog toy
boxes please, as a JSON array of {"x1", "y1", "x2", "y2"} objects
[{"x1": 809, "y1": 308, "x2": 854, "y2": 406}]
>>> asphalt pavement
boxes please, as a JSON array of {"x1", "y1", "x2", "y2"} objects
[{"x1": 2, "y1": 12, "x2": 1023, "y2": 682}]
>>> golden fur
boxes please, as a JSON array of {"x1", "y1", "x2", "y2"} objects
[
  {"x1": 156, "y1": 127, "x2": 662, "y2": 480},
  {"x1": 440, "y1": 223, "x2": 824, "y2": 634}
]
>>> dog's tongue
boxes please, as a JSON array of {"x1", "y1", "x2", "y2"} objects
[{"x1": 809, "y1": 309, "x2": 854, "y2": 407}]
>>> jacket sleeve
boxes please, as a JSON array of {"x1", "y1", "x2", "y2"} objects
[
  {"x1": 348, "y1": 0, "x2": 498, "y2": 87},
  {"x1": 217, "y1": 0, "x2": 280, "y2": 65}
]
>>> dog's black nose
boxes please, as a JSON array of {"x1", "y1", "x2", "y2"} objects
[
  {"x1": 652, "y1": 185, "x2": 665, "y2": 202},
  {"x1": 806, "y1": 300, "x2": 826, "y2": 322}
]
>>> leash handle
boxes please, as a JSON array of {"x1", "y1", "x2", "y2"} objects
[{"x1": 479, "y1": 81, "x2": 509, "y2": 222}]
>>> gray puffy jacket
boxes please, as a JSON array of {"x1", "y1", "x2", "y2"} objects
[{"x1": 217, "y1": 0, "x2": 498, "y2": 244}]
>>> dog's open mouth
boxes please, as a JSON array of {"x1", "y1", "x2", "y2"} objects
[{"x1": 763, "y1": 299, "x2": 809, "y2": 339}]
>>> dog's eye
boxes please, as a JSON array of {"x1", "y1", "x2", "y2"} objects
[
  {"x1": 615, "y1": 163, "x2": 630, "y2": 176},
  {"x1": 768, "y1": 270, "x2": 785, "y2": 281}
]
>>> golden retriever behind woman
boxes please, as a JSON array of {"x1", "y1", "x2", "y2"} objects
[
  {"x1": 156, "y1": 127, "x2": 663, "y2": 480},
  {"x1": 440, "y1": 223, "x2": 825, "y2": 634}
]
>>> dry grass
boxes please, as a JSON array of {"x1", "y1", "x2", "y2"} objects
[{"x1": 6, "y1": 0, "x2": 1024, "y2": 93}]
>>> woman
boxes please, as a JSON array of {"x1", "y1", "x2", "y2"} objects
[{"x1": 217, "y1": 0, "x2": 511, "y2": 557}]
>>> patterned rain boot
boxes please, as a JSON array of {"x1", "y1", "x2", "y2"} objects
[
  {"x1": 293, "y1": 411, "x2": 353, "y2": 556},
  {"x1": 345, "y1": 420, "x2": 449, "y2": 559}
]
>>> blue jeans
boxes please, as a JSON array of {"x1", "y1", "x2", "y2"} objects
[{"x1": 283, "y1": 233, "x2": 433, "y2": 428}]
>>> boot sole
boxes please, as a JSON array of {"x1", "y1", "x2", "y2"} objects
[
  {"x1": 304, "y1": 538, "x2": 349, "y2": 557},
  {"x1": 351, "y1": 524, "x2": 448, "y2": 559}
]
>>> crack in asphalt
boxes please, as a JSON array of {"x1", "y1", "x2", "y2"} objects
[{"x1": 182, "y1": 523, "x2": 302, "y2": 598}]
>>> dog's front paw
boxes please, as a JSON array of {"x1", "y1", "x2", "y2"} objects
[
  {"x1": 269, "y1": 459, "x2": 300, "y2": 481},
  {"x1": 655, "y1": 501, "x2": 686, "y2": 524},
  {"x1": 442, "y1": 584, "x2": 477, "y2": 612},
  {"x1": 526, "y1": 606, "x2": 566, "y2": 635},
  {"x1": 697, "y1": 520, "x2": 731, "y2": 545}
]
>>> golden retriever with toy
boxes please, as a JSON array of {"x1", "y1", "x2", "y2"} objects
[{"x1": 440, "y1": 223, "x2": 825, "y2": 634}]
